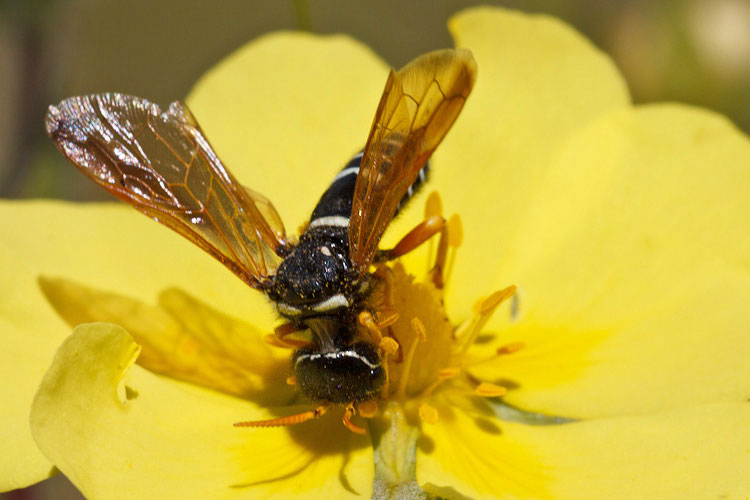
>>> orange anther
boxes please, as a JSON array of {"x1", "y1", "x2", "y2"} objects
[
  {"x1": 380, "y1": 337, "x2": 399, "y2": 356},
  {"x1": 359, "y1": 311, "x2": 383, "y2": 342},
  {"x1": 358, "y1": 400, "x2": 378, "y2": 418},
  {"x1": 475, "y1": 382, "x2": 507, "y2": 398},
  {"x1": 375, "y1": 310, "x2": 400, "y2": 328},
  {"x1": 424, "y1": 191, "x2": 443, "y2": 218},
  {"x1": 447, "y1": 214, "x2": 463, "y2": 248},
  {"x1": 411, "y1": 317, "x2": 427, "y2": 340},
  {"x1": 419, "y1": 402, "x2": 439, "y2": 424},
  {"x1": 480, "y1": 285, "x2": 517, "y2": 314},
  {"x1": 286, "y1": 375, "x2": 297, "y2": 386},
  {"x1": 497, "y1": 342, "x2": 525, "y2": 355},
  {"x1": 437, "y1": 367, "x2": 461, "y2": 379}
]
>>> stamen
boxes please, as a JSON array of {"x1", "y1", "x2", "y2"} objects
[
  {"x1": 480, "y1": 287, "x2": 516, "y2": 314},
  {"x1": 475, "y1": 382, "x2": 507, "y2": 398},
  {"x1": 419, "y1": 402, "x2": 439, "y2": 424},
  {"x1": 234, "y1": 405, "x2": 328, "y2": 428},
  {"x1": 342, "y1": 403, "x2": 367, "y2": 435},
  {"x1": 438, "y1": 367, "x2": 461, "y2": 378},
  {"x1": 358, "y1": 400, "x2": 378, "y2": 418},
  {"x1": 420, "y1": 366, "x2": 460, "y2": 398},
  {"x1": 457, "y1": 285, "x2": 516, "y2": 357},
  {"x1": 411, "y1": 317, "x2": 427, "y2": 341},
  {"x1": 286, "y1": 375, "x2": 297, "y2": 386},
  {"x1": 465, "y1": 341, "x2": 526, "y2": 368},
  {"x1": 359, "y1": 311, "x2": 383, "y2": 343},
  {"x1": 443, "y1": 214, "x2": 463, "y2": 288},
  {"x1": 497, "y1": 341, "x2": 525, "y2": 355},
  {"x1": 430, "y1": 217, "x2": 450, "y2": 289},
  {"x1": 375, "y1": 310, "x2": 400, "y2": 328},
  {"x1": 424, "y1": 191, "x2": 443, "y2": 219},
  {"x1": 395, "y1": 318, "x2": 426, "y2": 399},
  {"x1": 380, "y1": 337, "x2": 399, "y2": 356},
  {"x1": 424, "y1": 191, "x2": 443, "y2": 274}
]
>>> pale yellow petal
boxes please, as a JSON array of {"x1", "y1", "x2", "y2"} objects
[
  {"x1": 394, "y1": 7, "x2": 631, "y2": 318},
  {"x1": 38, "y1": 277, "x2": 293, "y2": 404},
  {"x1": 0, "y1": 201, "x2": 277, "y2": 487},
  {"x1": 0, "y1": 315, "x2": 56, "y2": 491},
  {"x1": 418, "y1": 399, "x2": 750, "y2": 499},
  {"x1": 187, "y1": 31, "x2": 389, "y2": 231},
  {"x1": 30, "y1": 323, "x2": 373, "y2": 499},
  {"x1": 471, "y1": 105, "x2": 750, "y2": 417}
]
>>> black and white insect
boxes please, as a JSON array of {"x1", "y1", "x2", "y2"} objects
[{"x1": 45, "y1": 48, "x2": 477, "y2": 431}]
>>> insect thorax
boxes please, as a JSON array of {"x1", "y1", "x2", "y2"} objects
[{"x1": 268, "y1": 226, "x2": 362, "y2": 318}]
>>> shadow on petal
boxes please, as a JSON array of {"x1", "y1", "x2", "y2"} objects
[{"x1": 38, "y1": 275, "x2": 295, "y2": 407}]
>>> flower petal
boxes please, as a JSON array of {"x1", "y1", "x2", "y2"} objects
[
  {"x1": 472, "y1": 105, "x2": 750, "y2": 417},
  {"x1": 3, "y1": 34, "x2": 388, "y2": 486},
  {"x1": 187, "y1": 32, "x2": 389, "y2": 231},
  {"x1": 414, "y1": 7, "x2": 631, "y2": 319},
  {"x1": 0, "y1": 315, "x2": 56, "y2": 491},
  {"x1": 30, "y1": 323, "x2": 373, "y2": 499},
  {"x1": 37, "y1": 276, "x2": 293, "y2": 404},
  {"x1": 0, "y1": 201, "x2": 274, "y2": 486},
  {"x1": 417, "y1": 398, "x2": 750, "y2": 499}
]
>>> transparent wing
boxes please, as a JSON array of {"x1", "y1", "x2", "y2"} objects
[
  {"x1": 349, "y1": 49, "x2": 477, "y2": 273},
  {"x1": 46, "y1": 93, "x2": 288, "y2": 288}
]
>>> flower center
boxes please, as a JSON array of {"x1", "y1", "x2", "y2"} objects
[{"x1": 358, "y1": 191, "x2": 519, "y2": 427}]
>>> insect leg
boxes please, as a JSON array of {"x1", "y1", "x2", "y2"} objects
[
  {"x1": 342, "y1": 403, "x2": 367, "y2": 435},
  {"x1": 264, "y1": 322, "x2": 311, "y2": 349},
  {"x1": 374, "y1": 215, "x2": 446, "y2": 263},
  {"x1": 234, "y1": 404, "x2": 329, "y2": 428}
]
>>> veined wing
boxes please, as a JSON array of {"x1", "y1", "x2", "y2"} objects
[
  {"x1": 46, "y1": 93, "x2": 288, "y2": 288},
  {"x1": 349, "y1": 49, "x2": 477, "y2": 273}
]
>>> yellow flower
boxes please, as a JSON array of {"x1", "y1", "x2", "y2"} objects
[{"x1": 3, "y1": 6, "x2": 750, "y2": 499}]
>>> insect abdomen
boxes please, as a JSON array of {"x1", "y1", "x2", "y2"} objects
[{"x1": 308, "y1": 152, "x2": 430, "y2": 230}]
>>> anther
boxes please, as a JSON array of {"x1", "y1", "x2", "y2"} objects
[
  {"x1": 480, "y1": 286, "x2": 517, "y2": 315},
  {"x1": 411, "y1": 317, "x2": 427, "y2": 341},
  {"x1": 395, "y1": 317, "x2": 425, "y2": 399},
  {"x1": 497, "y1": 342, "x2": 525, "y2": 355},
  {"x1": 419, "y1": 402, "x2": 439, "y2": 424},
  {"x1": 458, "y1": 285, "x2": 516, "y2": 358},
  {"x1": 286, "y1": 375, "x2": 297, "y2": 386},
  {"x1": 424, "y1": 191, "x2": 443, "y2": 219},
  {"x1": 375, "y1": 310, "x2": 400, "y2": 328},
  {"x1": 358, "y1": 400, "x2": 378, "y2": 418},
  {"x1": 359, "y1": 311, "x2": 383, "y2": 343},
  {"x1": 380, "y1": 337, "x2": 399, "y2": 356},
  {"x1": 438, "y1": 367, "x2": 461, "y2": 378},
  {"x1": 421, "y1": 367, "x2": 461, "y2": 397},
  {"x1": 475, "y1": 382, "x2": 507, "y2": 398}
]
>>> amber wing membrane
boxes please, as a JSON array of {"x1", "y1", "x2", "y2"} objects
[
  {"x1": 45, "y1": 93, "x2": 288, "y2": 288},
  {"x1": 349, "y1": 49, "x2": 477, "y2": 273}
]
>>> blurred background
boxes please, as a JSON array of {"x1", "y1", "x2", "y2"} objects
[{"x1": 1, "y1": 0, "x2": 749, "y2": 498}]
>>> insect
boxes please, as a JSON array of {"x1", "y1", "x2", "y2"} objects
[{"x1": 45, "y1": 48, "x2": 476, "y2": 433}]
